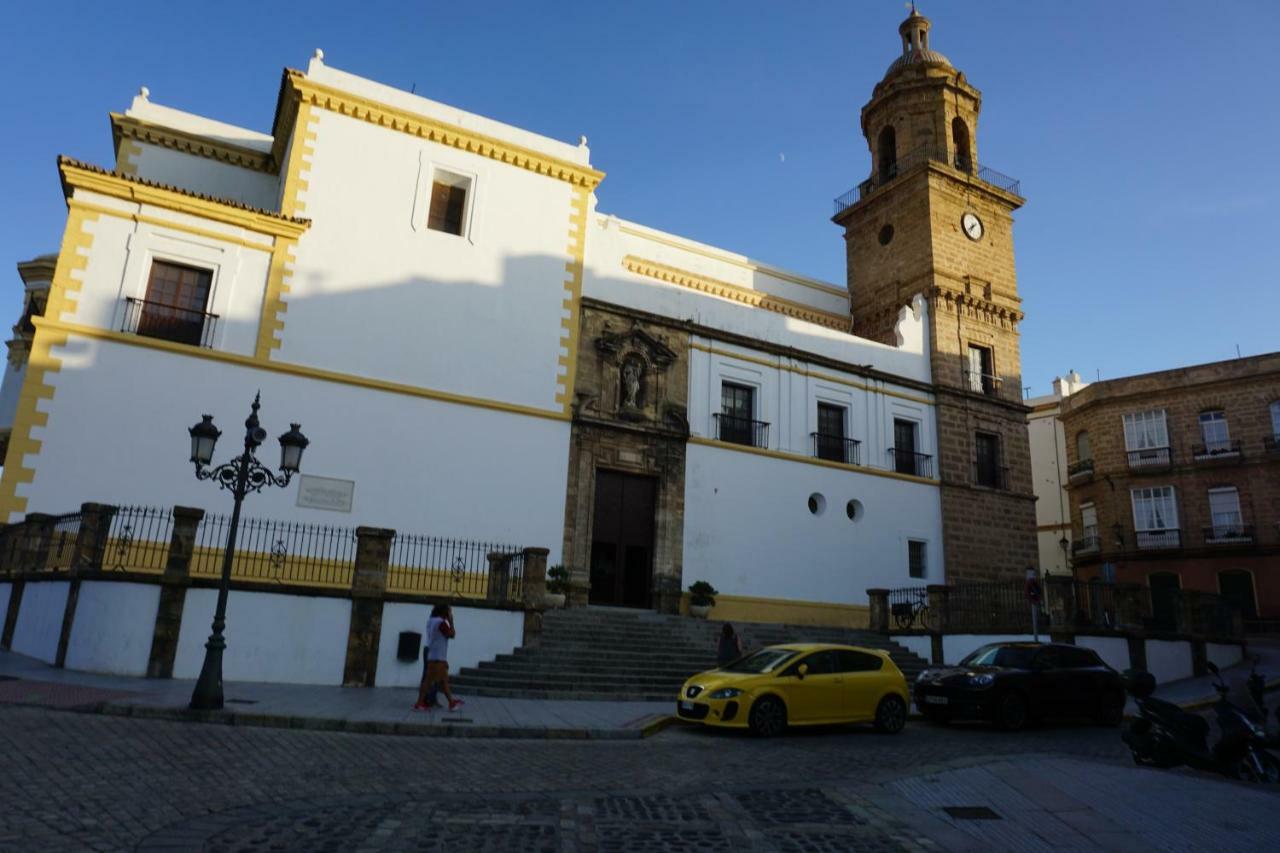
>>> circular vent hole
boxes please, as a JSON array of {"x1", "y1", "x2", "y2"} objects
[
  {"x1": 846, "y1": 499, "x2": 863, "y2": 521},
  {"x1": 808, "y1": 493, "x2": 827, "y2": 516}
]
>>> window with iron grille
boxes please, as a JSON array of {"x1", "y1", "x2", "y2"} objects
[
  {"x1": 815, "y1": 403, "x2": 847, "y2": 461},
  {"x1": 427, "y1": 171, "x2": 470, "y2": 236},
  {"x1": 908, "y1": 540, "x2": 927, "y2": 578},
  {"x1": 974, "y1": 431, "x2": 1002, "y2": 487},
  {"x1": 719, "y1": 382, "x2": 755, "y2": 446},
  {"x1": 138, "y1": 260, "x2": 213, "y2": 346}
]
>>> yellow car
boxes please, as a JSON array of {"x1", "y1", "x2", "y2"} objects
[{"x1": 676, "y1": 643, "x2": 910, "y2": 737}]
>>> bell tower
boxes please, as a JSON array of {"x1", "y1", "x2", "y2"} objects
[{"x1": 833, "y1": 8, "x2": 1038, "y2": 583}]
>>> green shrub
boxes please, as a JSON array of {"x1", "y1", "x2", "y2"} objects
[
  {"x1": 688, "y1": 580, "x2": 718, "y2": 607},
  {"x1": 546, "y1": 564, "x2": 570, "y2": 595}
]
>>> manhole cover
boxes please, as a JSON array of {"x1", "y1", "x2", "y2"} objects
[{"x1": 942, "y1": 806, "x2": 1001, "y2": 821}]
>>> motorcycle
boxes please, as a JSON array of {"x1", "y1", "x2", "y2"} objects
[
  {"x1": 1121, "y1": 662, "x2": 1280, "y2": 783},
  {"x1": 1244, "y1": 655, "x2": 1280, "y2": 748}
]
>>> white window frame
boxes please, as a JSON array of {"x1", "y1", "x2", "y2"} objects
[
  {"x1": 412, "y1": 153, "x2": 481, "y2": 244},
  {"x1": 1207, "y1": 487, "x2": 1243, "y2": 537},
  {"x1": 1131, "y1": 485, "x2": 1179, "y2": 549},
  {"x1": 907, "y1": 538, "x2": 928, "y2": 579},
  {"x1": 1080, "y1": 502, "x2": 1098, "y2": 538},
  {"x1": 1122, "y1": 409, "x2": 1168, "y2": 451},
  {"x1": 1198, "y1": 410, "x2": 1230, "y2": 451}
]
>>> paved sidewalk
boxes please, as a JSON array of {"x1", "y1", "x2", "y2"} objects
[{"x1": 0, "y1": 650, "x2": 672, "y2": 739}]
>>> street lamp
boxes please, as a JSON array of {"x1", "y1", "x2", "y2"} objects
[{"x1": 187, "y1": 392, "x2": 309, "y2": 710}]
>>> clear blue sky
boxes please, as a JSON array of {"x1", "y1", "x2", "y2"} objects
[{"x1": 2, "y1": 1, "x2": 1276, "y2": 393}]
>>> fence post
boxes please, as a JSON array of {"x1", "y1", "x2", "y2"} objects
[
  {"x1": 520, "y1": 547, "x2": 549, "y2": 648},
  {"x1": 343, "y1": 527, "x2": 393, "y2": 687},
  {"x1": 1043, "y1": 577, "x2": 1072, "y2": 631},
  {"x1": 867, "y1": 589, "x2": 889, "y2": 633},
  {"x1": 485, "y1": 552, "x2": 512, "y2": 605},
  {"x1": 1114, "y1": 583, "x2": 1145, "y2": 632},
  {"x1": 1177, "y1": 590, "x2": 1201, "y2": 637},
  {"x1": 146, "y1": 506, "x2": 203, "y2": 678},
  {"x1": 927, "y1": 584, "x2": 949, "y2": 664},
  {"x1": 71, "y1": 503, "x2": 117, "y2": 572},
  {"x1": 22, "y1": 513, "x2": 56, "y2": 571}
]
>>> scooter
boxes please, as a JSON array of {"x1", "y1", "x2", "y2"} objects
[
  {"x1": 1122, "y1": 662, "x2": 1280, "y2": 783},
  {"x1": 1244, "y1": 655, "x2": 1280, "y2": 748}
]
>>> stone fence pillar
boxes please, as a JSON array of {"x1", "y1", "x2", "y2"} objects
[
  {"x1": 147, "y1": 506, "x2": 204, "y2": 678},
  {"x1": 521, "y1": 547, "x2": 549, "y2": 648},
  {"x1": 1114, "y1": 584, "x2": 1145, "y2": 632},
  {"x1": 926, "y1": 585, "x2": 949, "y2": 665},
  {"x1": 21, "y1": 513, "x2": 56, "y2": 572},
  {"x1": 867, "y1": 589, "x2": 890, "y2": 634},
  {"x1": 343, "y1": 527, "x2": 394, "y2": 687},
  {"x1": 486, "y1": 552, "x2": 513, "y2": 604},
  {"x1": 71, "y1": 503, "x2": 117, "y2": 572}
]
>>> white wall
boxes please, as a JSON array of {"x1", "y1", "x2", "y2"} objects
[
  {"x1": 19, "y1": 336, "x2": 569, "y2": 557},
  {"x1": 64, "y1": 581, "x2": 160, "y2": 676},
  {"x1": 894, "y1": 634, "x2": 932, "y2": 664},
  {"x1": 374, "y1": 601, "x2": 524, "y2": 688},
  {"x1": 1145, "y1": 639, "x2": 1194, "y2": 685},
  {"x1": 173, "y1": 588, "x2": 351, "y2": 685},
  {"x1": 132, "y1": 143, "x2": 279, "y2": 211},
  {"x1": 684, "y1": 442, "x2": 942, "y2": 606},
  {"x1": 10, "y1": 580, "x2": 69, "y2": 664},
  {"x1": 1206, "y1": 642, "x2": 1243, "y2": 671},
  {"x1": 1076, "y1": 635, "x2": 1131, "y2": 673},
  {"x1": 941, "y1": 634, "x2": 1039, "y2": 665}
]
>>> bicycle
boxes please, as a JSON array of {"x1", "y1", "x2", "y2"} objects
[{"x1": 891, "y1": 589, "x2": 935, "y2": 630}]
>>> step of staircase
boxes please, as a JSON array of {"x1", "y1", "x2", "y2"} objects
[{"x1": 450, "y1": 606, "x2": 929, "y2": 701}]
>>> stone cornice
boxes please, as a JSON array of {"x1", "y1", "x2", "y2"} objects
[
  {"x1": 110, "y1": 113, "x2": 276, "y2": 173},
  {"x1": 622, "y1": 256, "x2": 852, "y2": 332},
  {"x1": 276, "y1": 70, "x2": 604, "y2": 191}
]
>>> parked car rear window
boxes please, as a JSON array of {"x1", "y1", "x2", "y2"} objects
[
  {"x1": 722, "y1": 649, "x2": 798, "y2": 674},
  {"x1": 961, "y1": 645, "x2": 1039, "y2": 669},
  {"x1": 837, "y1": 650, "x2": 884, "y2": 672},
  {"x1": 1058, "y1": 647, "x2": 1104, "y2": 668}
]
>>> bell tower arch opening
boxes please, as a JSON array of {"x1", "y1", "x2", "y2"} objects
[
  {"x1": 877, "y1": 125, "x2": 898, "y2": 182},
  {"x1": 951, "y1": 117, "x2": 971, "y2": 172}
]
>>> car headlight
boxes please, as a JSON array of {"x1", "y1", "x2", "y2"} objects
[
  {"x1": 968, "y1": 674, "x2": 995, "y2": 688},
  {"x1": 709, "y1": 687, "x2": 743, "y2": 699},
  {"x1": 916, "y1": 669, "x2": 932, "y2": 683}
]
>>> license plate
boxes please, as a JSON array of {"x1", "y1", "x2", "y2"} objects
[
  {"x1": 924, "y1": 695, "x2": 949, "y2": 705},
  {"x1": 680, "y1": 701, "x2": 695, "y2": 711}
]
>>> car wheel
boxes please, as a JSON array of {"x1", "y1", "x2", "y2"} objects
[
  {"x1": 1093, "y1": 690, "x2": 1125, "y2": 727},
  {"x1": 875, "y1": 695, "x2": 907, "y2": 734},
  {"x1": 994, "y1": 691, "x2": 1029, "y2": 732},
  {"x1": 748, "y1": 696, "x2": 787, "y2": 738}
]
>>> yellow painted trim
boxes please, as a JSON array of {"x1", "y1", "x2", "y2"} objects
[
  {"x1": 68, "y1": 199, "x2": 274, "y2": 253},
  {"x1": 60, "y1": 161, "x2": 308, "y2": 240},
  {"x1": 279, "y1": 101, "x2": 317, "y2": 219},
  {"x1": 35, "y1": 317, "x2": 571, "y2": 424},
  {"x1": 688, "y1": 436, "x2": 938, "y2": 486},
  {"x1": 689, "y1": 342, "x2": 935, "y2": 407},
  {"x1": 0, "y1": 209, "x2": 99, "y2": 521},
  {"x1": 115, "y1": 138, "x2": 143, "y2": 177},
  {"x1": 624, "y1": 256, "x2": 851, "y2": 332},
  {"x1": 683, "y1": 592, "x2": 870, "y2": 629},
  {"x1": 290, "y1": 73, "x2": 604, "y2": 190},
  {"x1": 111, "y1": 113, "x2": 275, "y2": 173},
  {"x1": 616, "y1": 223, "x2": 848, "y2": 299},
  {"x1": 255, "y1": 238, "x2": 296, "y2": 360},
  {"x1": 556, "y1": 186, "x2": 589, "y2": 411}
]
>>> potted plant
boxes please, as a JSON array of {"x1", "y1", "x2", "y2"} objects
[
  {"x1": 543, "y1": 564, "x2": 569, "y2": 608},
  {"x1": 688, "y1": 580, "x2": 717, "y2": 618}
]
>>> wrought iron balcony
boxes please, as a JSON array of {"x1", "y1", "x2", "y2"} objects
[
  {"x1": 1135, "y1": 529, "x2": 1181, "y2": 550},
  {"x1": 1072, "y1": 533, "x2": 1101, "y2": 555},
  {"x1": 972, "y1": 462, "x2": 1009, "y2": 490},
  {"x1": 1204, "y1": 525, "x2": 1254, "y2": 545},
  {"x1": 1127, "y1": 447, "x2": 1172, "y2": 470},
  {"x1": 713, "y1": 414, "x2": 769, "y2": 449},
  {"x1": 888, "y1": 448, "x2": 933, "y2": 478},
  {"x1": 834, "y1": 145, "x2": 1022, "y2": 215},
  {"x1": 811, "y1": 433, "x2": 861, "y2": 465},
  {"x1": 963, "y1": 370, "x2": 1002, "y2": 397},
  {"x1": 122, "y1": 297, "x2": 218, "y2": 348},
  {"x1": 1192, "y1": 440, "x2": 1242, "y2": 461},
  {"x1": 1067, "y1": 458, "x2": 1095, "y2": 481}
]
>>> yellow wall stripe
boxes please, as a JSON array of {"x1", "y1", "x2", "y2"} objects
[
  {"x1": 688, "y1": 435, "x2": 938, "y2": 487},
  {"x1": 555, "y1": 186, "x2": 589, "y2": 412},
  {"x1": 68, "y1": 199, "x2": 274, "y2": 254}
]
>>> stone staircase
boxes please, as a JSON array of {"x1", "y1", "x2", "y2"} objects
[{"x1": 450, "y1": 606, "x2": 929, "y2": 701}]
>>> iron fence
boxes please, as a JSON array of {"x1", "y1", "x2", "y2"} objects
[
  {"x1": 387, "y1": 535, "x2": 524, "y2": 603},
  {"x1": 713, "y1": 414, "x2": 770, "y2": 449},
  {"x1": 811, "y1": 433, "x2": 861, "y2": 465},
  {"x1": 946, "y1": 580, "x2": 1032, "y2": 633},
  {"x1": 0, "y1": 511, "x2": 82, "y2": 573},
  {"x1": 888, "y1": 448, "x2": 933, "y2": 478},
  {"x1": 105, "y1": 506, "x2": 172, "y2": 573},
  {"x1": 192, "y1": 514, "x2": 356, "y2": 588},
  {"x1": 886, "y1": 586, "x2": 934, "y2": 631},
  {"x1": 1127, "y1": 447, "x2": 1172, "y2": 469},
  {"x1": 122, "y1": 297, "x2": 219, "y2": 348}
]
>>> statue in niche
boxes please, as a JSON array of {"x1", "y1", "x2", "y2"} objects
[{"x1": 621, "y1": 356, "x2": 644, "y2": 412}]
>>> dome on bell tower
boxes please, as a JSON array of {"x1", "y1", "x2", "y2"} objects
[{"x1": 884, "y1": 6, "x2": 952, "y2": 77}]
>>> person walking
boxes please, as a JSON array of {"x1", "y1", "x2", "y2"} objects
[
  {"x1": 716, "y1": 623, "x2": 743, "y2": 668},
  {"x1": 415, "y1": 603, "x2": 464, "y2": 711}
]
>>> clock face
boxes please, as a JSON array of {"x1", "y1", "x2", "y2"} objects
[{"x1": 961, "y1": 212, "x2": 984, "y2": 241}]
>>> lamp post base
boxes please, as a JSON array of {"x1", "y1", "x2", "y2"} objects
[{"x1": 189, "y1": 633, "x2": 226, "y2": 710}]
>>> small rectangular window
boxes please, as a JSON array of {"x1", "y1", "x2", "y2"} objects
[
  {"x1": 425, "y1": 169, "x2": 473, "y2": 237},
  {"x1": 893, "y1": 418, "x2": 929, "y2": 476},
  {"x1": 974, "y1": 431, "x2": 1003, "y2": 488},
  {"x1": 718, "y1": 382, "x2": 760, "y2": 447},
  {"x1": 130, "y1": 260, "x2": 215, "y2": 347},
  {"x1": 815, "y1": 403, "x2": 849, "y2": 462},
  {"x1": 908, "y1": 540, "x2": 927, "y2": 578},
  {"x1": 966, "y1": 345, "x2": 995, "y2": 394}
]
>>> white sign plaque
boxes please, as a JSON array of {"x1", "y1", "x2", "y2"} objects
[{"x1": 296, "y1": 475, "x2": 355, "y2": 513}]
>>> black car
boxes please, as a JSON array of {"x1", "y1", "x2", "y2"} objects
[{"x1": 913, "y1": 642, "x2": 1126, "y2": 731}]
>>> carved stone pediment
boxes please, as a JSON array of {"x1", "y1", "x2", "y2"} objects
[
  {"x1": 594, "y1": 322, "x2": 678, "y2": 371},
  {"x1": 575, "y1": 309, "x2": 688, "y2": 432}
]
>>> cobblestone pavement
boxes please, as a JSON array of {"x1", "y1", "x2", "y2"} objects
[{"x1": 0, "y1": 705, "x2": 1261, "y2": 852}]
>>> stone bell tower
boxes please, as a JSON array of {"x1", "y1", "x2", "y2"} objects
[{"x1": 833, "y1": 8, "x2": 1038, "y2": 582}]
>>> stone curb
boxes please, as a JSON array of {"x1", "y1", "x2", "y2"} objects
[{"x1": 94, "y1": 701, "x2": 679, "y2": 741}]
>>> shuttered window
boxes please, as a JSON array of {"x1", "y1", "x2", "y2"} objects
[{"x1": 427, "y1": 181, "x2": 467, "y2": 235}]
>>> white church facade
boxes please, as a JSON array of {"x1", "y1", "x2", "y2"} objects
[{"x1": 2, "y1": 13, "x2": 1032, "y2": 630}]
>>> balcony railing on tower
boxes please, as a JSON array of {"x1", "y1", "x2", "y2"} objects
[
  {"x1": 834, "y1": 144, "x2": 1021, "y2": 215},
  {"x1": 811, "y1": 433, "x2": 861, "y2": 465},
  {"x1": 123, "y1": 297, "x2": 218, "y2": 348},
  {"x1": 963, "y1": 370, "x2": 1001, "y2": 397},
  {"x1": 713, "y1": 414, "x2": 769, "y2": 449}
]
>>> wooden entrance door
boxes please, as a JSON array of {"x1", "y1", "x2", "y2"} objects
[{"x1": 589, "y1": 470, "x2": 656, "y2": 607}]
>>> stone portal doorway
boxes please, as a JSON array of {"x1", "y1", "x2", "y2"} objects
[{"x1": 589, "y1": 470, "x2": 656, "y2": 607}]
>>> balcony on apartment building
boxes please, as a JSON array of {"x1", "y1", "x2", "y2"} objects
[
  {"x1": 1067, "y1": 458, "x2": 1094, "y2": 483},
  {"x1": 1203, "y1": 524, "x2": 1255, "y2": 546},
  {"x1": 1192, "y1": 439, "x2": 1243, "y2": 463},
  {"x1": 713, "y1": 414, "x2": 770, "y2": 449},
  {"x1": 1127, "y1": 446, "x2": 1173, "y2": 471},
  {"x1": 122, "y1": 297, "x2": 219, "y2": 349},
  {"x1": 962, "y1": 369, "x2": 1002, "y2": 398},
  {"x1": 888, "y1": 448, "x2": 933, "y2": 478},
  {"x1": 1072, "y1": 529, "x2": 1101, "y2": 556},
  {"x1": 1135, "y1": 528, "x2": 1181, "y2": 550},
  {"x1": 811, "y1": 433, "x2": 861, "y2": 466}
]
